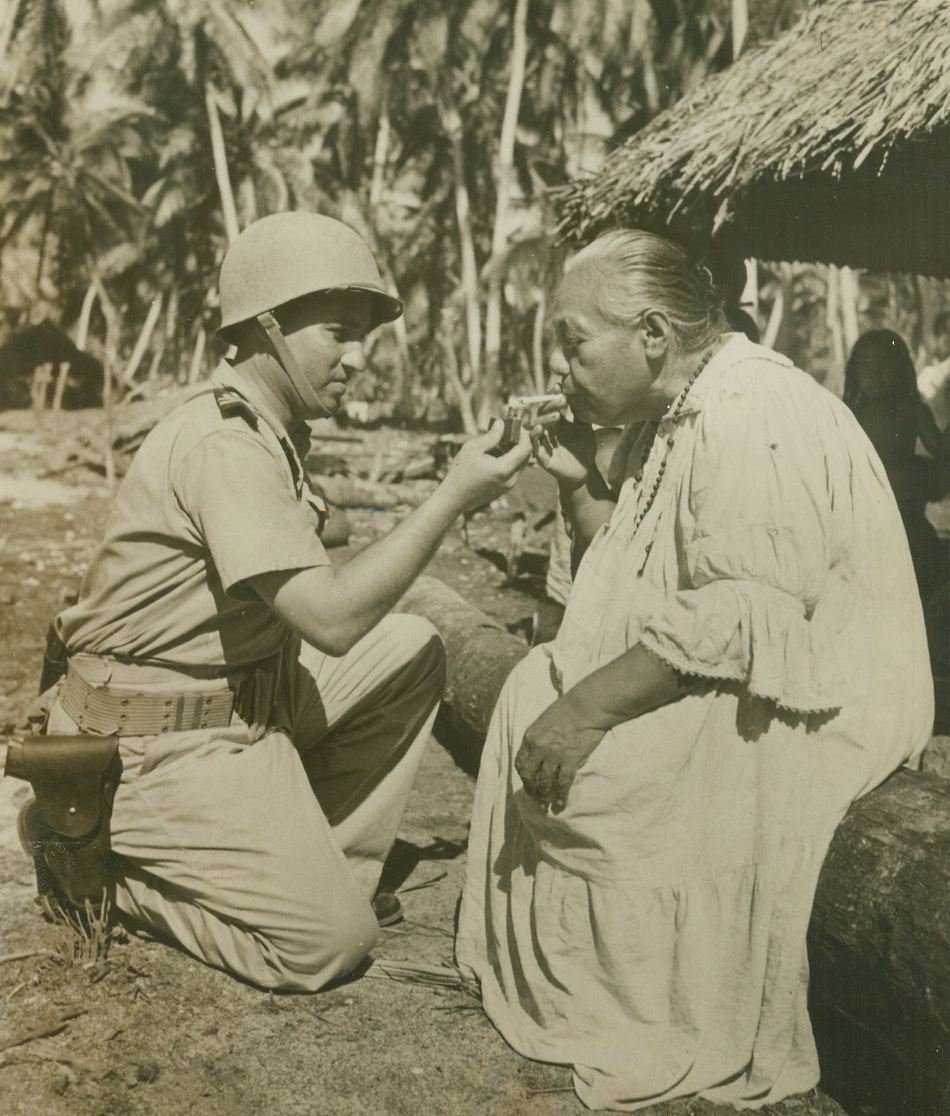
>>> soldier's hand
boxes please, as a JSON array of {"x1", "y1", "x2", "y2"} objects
[{"x1": 440, "y1": 421, "x2": 532, "y2": 511}]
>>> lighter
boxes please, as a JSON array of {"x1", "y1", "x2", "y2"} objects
[{"x1": 489, "y1": 406, "x2": 522, "y2": 456}]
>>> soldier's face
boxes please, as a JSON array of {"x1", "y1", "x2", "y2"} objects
[{"x1": 277, "y1": 292, "x2": 374, "y2": 418}]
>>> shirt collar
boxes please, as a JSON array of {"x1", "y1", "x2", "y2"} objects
[{"x1": 211, "y1": 362, "x2": 311, "y2": 494}]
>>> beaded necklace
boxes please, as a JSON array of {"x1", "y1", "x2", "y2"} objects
[{"x1": 630, "y1": 345, "x2": 716, "y2": 534}]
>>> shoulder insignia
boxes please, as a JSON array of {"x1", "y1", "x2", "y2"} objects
[{"x1": 213, "y1": 386, "x2": 259, "y2": 428}]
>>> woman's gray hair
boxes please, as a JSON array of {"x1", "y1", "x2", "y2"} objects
[{"x1": 568, "y1": 230, "x2": 728, "y2": 353}]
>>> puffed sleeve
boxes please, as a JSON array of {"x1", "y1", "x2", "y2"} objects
[
  {"x1": 639, "y1": 373, "x2": 849, "y2": 713},
  {"x1": 173, "y1": 428, "x2": 331, "y2": 597}
]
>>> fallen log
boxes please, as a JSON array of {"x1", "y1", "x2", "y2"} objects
[
  {"x1": 311, "y1": 473, "x2": 435, "y2": 509},
  {"x1": 809, "y1": 775, "x2": 950, "y2": 1115},
  {"x1": 398, "y1": 575, "x2": 950, "y2": 1116},
  {"x1": 398, "y1": 577, "x2": 528, "y2": 740}
]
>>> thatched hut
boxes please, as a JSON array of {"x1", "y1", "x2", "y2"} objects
[{"x1": 552, "y1": 0, "x2": 950, "y2": 277}]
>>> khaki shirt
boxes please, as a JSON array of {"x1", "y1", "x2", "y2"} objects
[{"x1": 57, "y1": 363, "x2": 331, "y2": 671}]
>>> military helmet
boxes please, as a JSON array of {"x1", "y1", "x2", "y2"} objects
[{"x1": 217, "y1": 211, "x2": 402, "y2": 340}]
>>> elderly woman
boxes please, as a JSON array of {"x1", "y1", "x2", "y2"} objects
[{"x1": 456, "y1": 231, "x2": 932, "y2": 1111}]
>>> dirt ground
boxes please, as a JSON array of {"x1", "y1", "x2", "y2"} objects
[{"x1": 0, "y1": 405, "x2": 939, "y2": 1116}]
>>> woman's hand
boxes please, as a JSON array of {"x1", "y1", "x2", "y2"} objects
[
  {"x1": 514, "y1": 646, "x2": 700, "y2": 813},
  {"x1": 529, "y1": 414, "x2": 597, "y2": 492},
  {"x1": 514, "y1": 693, "x2": 607, "y2": 813}
]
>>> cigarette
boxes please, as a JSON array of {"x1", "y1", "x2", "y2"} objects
[{"x1": 512, "y1": 393, "x2": 565, "y2": 406}]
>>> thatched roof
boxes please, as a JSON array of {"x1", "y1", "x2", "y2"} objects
[{"x1": 552, "y1": 0, "x2": 950, "y2": 277}]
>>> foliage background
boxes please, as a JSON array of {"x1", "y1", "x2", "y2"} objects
[{"x1": 1, "y1": 0, "x2": 948, "y2": 427}]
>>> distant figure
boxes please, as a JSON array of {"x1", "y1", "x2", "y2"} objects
[
  {"x1": 725, "y1": 304, "x2": 760, "y2": 343},
  {"x1": 844, "y1": 329, "x2": 950, "y2": 673},
  {"x1": 844, "y1": 330, "x2": 950, "y2": 591}
]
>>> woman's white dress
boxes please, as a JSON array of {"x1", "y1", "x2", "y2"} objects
[{"x1": 456, "y1": 336, "x2": 932, "y2": 1110}]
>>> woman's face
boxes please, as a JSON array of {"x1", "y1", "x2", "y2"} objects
[
  {"x1": 848, "y1": 350, "x2": 892, "y2": 400},
  {"x1": 550, "y1": 262, "x2": 653, "y2": 426}
]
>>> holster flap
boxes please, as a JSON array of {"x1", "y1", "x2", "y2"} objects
[{"x1": 6, "y1": 735, "x2": 121, "y2": 839}]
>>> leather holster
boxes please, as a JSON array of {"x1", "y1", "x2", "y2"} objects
[{"x1": 5, "y1": 735, "x2": 121, "y2": 908}]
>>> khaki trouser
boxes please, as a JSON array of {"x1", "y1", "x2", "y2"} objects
[{"x1": 48, "y1": 615, "x2": 445, "y2": 992}]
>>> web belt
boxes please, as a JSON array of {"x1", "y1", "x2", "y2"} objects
[{"x1": 59, "y1": 663, "x2": 234, "y2": 736}]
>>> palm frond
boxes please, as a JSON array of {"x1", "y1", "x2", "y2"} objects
[{"x1": 364, "y1": 958, "x2": 480, "y2": 997}]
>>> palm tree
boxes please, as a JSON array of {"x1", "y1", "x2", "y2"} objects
[
  {"x1": 78, "y1": 0, "x2": 297, "y2": 383},
  {"x1": 0, "y1": 0, "x2": 150, "y2": 347}
]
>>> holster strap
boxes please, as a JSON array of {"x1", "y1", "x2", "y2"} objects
[
  {"x1": 6, "y1": 735, "x2": 120, "y2": 838},
  {"x1": 60, "y1": 661, "x2": 234, "y2": 736}
]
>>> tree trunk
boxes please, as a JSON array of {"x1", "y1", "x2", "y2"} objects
[
  {"x1": 166, "y1": 285, "x2": 180, "y2": 377},
  {"x1": 731, "y1": 0, "x2": 748, "y2": 58},
  {"x1": 93, "y1": 278, "x2": 119, "y2": 489},
  {"x1": 839, "y1": 265, "x2": 861, "y2": 353},
  {"x1": 206, "y1": 86, "x2": 240, "y2": 244},
  {"x1": 75, "y1": 281, "x2": 98, "y2": 351},
  {"x1": 0, "y1": 0, "x2": 21, "y2": 67},
  {"x1": 762, "y1": 273, "x2": 785, "y2": 351},
  {"x1": 30, "y1": 363, "x2": 53, "y2": 410},
  {"x1": 398, "y1": 575, "x2": 950, "y2": 1112},
  {"x1": 480, "y1": 0, "x2": 529, "y2": 429},
  {"x1": 825, "y1": 267, "x2": 846, "y2": 397},
  {"x1": 369, "y1": 107, "x2": 390, "y2": 209},
  {"x1": 443, "y1": 105, "x2": 482, "y2": 415},
  {"x1": 631, "y1": 0, "x2": 661, "y2": 117},
  {"x1": 188, "y1": 326, "x2": 207, "y2": 385},
  {"x1": 120, "y1": 293, "x2": 164, "y2": 386},
  {"x1": 440, "y1": 308, "x2": 478, "y2": 434},
  {"x1": 532, "y1": 290, "x2": 547, "y2": 395}
]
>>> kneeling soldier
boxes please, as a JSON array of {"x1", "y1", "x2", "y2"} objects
[{"x1": 12, "y1": 212, "x2": 530, "y2": 991}]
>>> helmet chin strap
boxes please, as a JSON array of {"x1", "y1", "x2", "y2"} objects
[{"x1": 256, "y1": 310, "x2": 332, "y2": 419}]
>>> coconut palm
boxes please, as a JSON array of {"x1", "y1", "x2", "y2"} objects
[
  {"x1": 0, "y1": 0, "x2": 150, "y2": 348},
  {"x1": 74, "y1": 0, "x2": 302, "y2": 383},
  {"x1": 278, "y1": 0, "x2": 749, "y2": 425}
]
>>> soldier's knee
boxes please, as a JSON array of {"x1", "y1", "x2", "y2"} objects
[{"x1": 265, "y1": 901, "x2": 379, "y2": 993}]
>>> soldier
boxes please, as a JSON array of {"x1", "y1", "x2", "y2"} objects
[{"x1": 17, "y1": 212, "x2": 531, "y2": 992}]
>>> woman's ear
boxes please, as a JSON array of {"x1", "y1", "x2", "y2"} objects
[{"x1": 640, "y1": 310, "x2": 673, "y2": 360}]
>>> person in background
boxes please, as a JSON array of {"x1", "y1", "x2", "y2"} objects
[
  {"x1": 844, "y1": 328, "x2": 950, "y2": 673},
  {"x1": 21, "y1": 211, "x2": 531, "y2": 992},
  {"x1": 457, "y1": 230, "x2": 932, "y2": 1111}
]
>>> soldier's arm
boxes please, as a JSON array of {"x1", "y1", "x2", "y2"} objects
[{"x1": 252, "y1": 426, "x2": 531, "y2": 654}]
